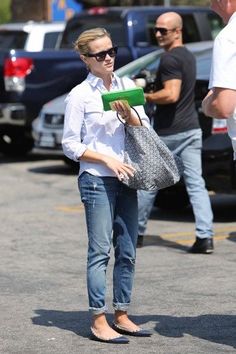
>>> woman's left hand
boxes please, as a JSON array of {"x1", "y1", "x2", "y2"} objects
[{"x1": 110, "y1": 100, "x2": 132, "y2": 122}]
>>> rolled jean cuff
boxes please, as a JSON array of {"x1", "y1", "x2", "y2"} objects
[
  {"x1": 89, "y1": 305, "x2": 107, "y2": 315},
  {"x1": 113, "y1": 302, "x2": 130, "y2": 312},
  {"x1": 196, "y1": 231, "x2": 214, "y2": 239}
]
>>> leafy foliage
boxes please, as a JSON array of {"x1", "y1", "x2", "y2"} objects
[{"x1": 0, "y1": 0, "x2": 11, "y2": 24}]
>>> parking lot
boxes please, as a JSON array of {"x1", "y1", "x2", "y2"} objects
[{"x1": 1, "y1": 153, "x2": 236, "y2": 354}]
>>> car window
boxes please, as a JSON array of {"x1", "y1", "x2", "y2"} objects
[
  {"x1": 146, "y1": 13, "x2": 201, "y2": 46},
  {"x1": 61, "y1": 15, "x2": 126, "y2": 49},
  {"x1": 0, "y1": 30, "x2": 27, "y2": 49},
  {"x1": 207, "y1": 13, "x2": 224, "y2": 39},
  {"x1": 182, "y1": 15, "x2": 201, "y2": 43},
  {"x1": 43, "y1": 31, "x2": 61, "y2": 49}
]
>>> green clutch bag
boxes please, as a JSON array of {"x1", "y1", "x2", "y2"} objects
[{"x1": 101, "y1": 87, "x2": 146, "y2": 111}]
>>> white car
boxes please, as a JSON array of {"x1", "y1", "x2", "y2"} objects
[
  {"x1": 32, "y1": 41, "x2": 231, "y2": 174},
  {"x1": 32, "y1": 40, "x2": 235, "y2": 209},
  {"x1": 33, "y1": 42, "x2": 236, "y2": 209},
  {"x1": 33, "y1": 41, "x2": 223, "y2": 156},
  {"x1": 0, "y1": 21, "x2": 65, "y2": 51},
  {"x1": 32, "y1": 93, "x2": 67, "y2": 153}
]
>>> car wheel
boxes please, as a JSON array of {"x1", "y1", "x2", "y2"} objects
[
  {"x1": 154, "y1": 183, "x2": 190, "y2": 210},
  {"x1": 63, "y1": 156, "x2": 80, "y2": 171},
  {"x1": 0, "y1": 132, "x2": 34, "y2": 156}
]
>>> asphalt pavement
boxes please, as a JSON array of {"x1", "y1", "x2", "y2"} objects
[{"x1": 1, "y1": 156, "x2": 236, "y2": 354}]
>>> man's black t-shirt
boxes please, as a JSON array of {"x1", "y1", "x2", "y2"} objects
[{"x1": 153, "y1": 46, "x2": 199, "y2": 136}]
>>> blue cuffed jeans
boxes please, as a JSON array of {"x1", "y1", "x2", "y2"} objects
[
  {"x1": 78, "y1": 172, "x2": 138, "y2": 315},
  {"x1": 138, "y1": 129, "x2": 214, "y2": 239}
]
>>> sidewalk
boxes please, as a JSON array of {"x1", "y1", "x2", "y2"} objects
[{"x1": 1, "y1": 158, "x2": 236, "y2": 354}]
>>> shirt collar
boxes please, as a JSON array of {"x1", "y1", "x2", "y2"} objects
[{"x1": 86, "y1": 72, "x2": 119, "y2": 90}]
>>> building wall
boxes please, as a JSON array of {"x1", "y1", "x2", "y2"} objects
[
  {"x1": 11, "y1": 0, "x2": 48, "y2": 21},
  {"x1": 10, "y1": 0, "x2": 82, "y2": 22}
]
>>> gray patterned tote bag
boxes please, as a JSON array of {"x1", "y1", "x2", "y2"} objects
[{"x1": 118, "y1": 108, "x2": 184, "y2": 191}]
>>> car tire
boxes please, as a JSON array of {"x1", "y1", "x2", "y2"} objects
[
  {"x1": 0, "y1": 132, "x2": 34, "y2": 156},
  {"x1": 63, "y1": 156, "x2": 80, "y2": 171},
  {"x1": 154, "y1": 183, "x2": 190, "y2": 210}
]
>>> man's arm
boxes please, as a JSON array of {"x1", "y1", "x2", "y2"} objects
[
  {"x1": 145, "y1": 79, "x2": 181, "y2": 105},
  {"x1": 202, "y1": 87, "x2": 236, "y2": 119}
]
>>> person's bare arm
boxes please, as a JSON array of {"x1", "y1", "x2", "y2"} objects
[
  {"x1": 145, "y1": 79, "x2": 182, "y2": 105},
  {"x1": 202, "y1": 87, "x2": 236, "y2": 119}
]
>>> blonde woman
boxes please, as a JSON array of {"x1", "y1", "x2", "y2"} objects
[{"x1": 62, "y1": 28, "x2": 152, "y2": 344}]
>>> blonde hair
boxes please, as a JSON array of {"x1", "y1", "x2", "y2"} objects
[{"x1": 74, "y1": 27, "x2": 111, "y2": 55}]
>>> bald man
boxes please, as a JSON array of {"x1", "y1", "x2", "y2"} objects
[
  {"x1": 137, "y1": 12, "x2": 214, "y2": 253},
  {"x1": 202, "y1": 0, "x2": 236, "y2": 160}
]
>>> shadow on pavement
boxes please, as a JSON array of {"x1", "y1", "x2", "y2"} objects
[
  {"x1": 0, "y1": 152, "x2": 62, "y2": 164},
  {"x1": 32, "y1": 309, "x2": 89, "y2": 338},
  {"x1": 228, "y1": 232, "x2": 236, "y2": 243},
  {"x1": 31, "y1": 310, "x2": 236, "y2": 349},
  {"x1": 139, "y1": 235, "x2": 188, "y2": 251},
  {"x1": 152, "y1": 314, "x2": 236, "y2": 349},
  {"x1": 28, "y1": 164, "x2": 78, "y2": 176}
]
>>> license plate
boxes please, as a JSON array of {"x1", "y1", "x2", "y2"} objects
[{"x1": 39, "y1": 133, "x2": 55, "y2": 148}]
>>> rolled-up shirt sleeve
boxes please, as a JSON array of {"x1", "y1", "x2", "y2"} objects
[
  {"x1": 62, "y1": 74, "x2": 150, "y2": 166},
  {"x1": 62, "y1": 90, "x2": 87, "y2": 162}
]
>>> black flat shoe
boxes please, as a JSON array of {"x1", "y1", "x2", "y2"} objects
[
  {"x1": 90, "y1": 328, "x2": 129, "y2": 344},
  {"x1": 112, "y1": 323, "x2": 152, "y2": 337}
]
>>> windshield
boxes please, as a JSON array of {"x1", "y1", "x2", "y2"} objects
[
  {"x1": 116, "y1": 45, "x2": 212, "y2": 81},
  {"x1": 60, "y1": 14, "x2": 126, "y2": 49},
  {"x1": 0, "y1": 30, "x2": 27, "y2": 49},
  {"x1": 116, "y1": 50, "x2": 162, "y2": 80},
  {"x1": 207, "y1": 13, "x2": 224, "y2": 39}
]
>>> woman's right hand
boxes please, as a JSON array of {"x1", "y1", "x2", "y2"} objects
[
  {"x1": 103, "y1": 156, "x2": 136, "y2": 181},
  {"x1": 80, "y1": 150, "x2": 136, "y2": 181}
]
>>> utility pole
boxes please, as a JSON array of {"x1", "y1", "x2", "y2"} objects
[{"x1": 164, "y1": 0, "x2": 171, "y2": 6}]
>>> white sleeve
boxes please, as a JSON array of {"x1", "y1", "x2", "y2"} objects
[
  {"x1": 62, "y1": 88, "x2": 87, "y2": 162},
  {"x1": 210, "y1": 33, "x2": 236, "y2": 90}
]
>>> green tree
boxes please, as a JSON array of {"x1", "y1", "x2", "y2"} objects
[{"x1": 0, "y1": 0, "x2": 11, "y2": 24}]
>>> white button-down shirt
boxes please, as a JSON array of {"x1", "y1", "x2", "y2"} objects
[
  {"x1": 209, "y1": 12, "x2": 236, "y2": 159},
  {"x1": 62, "y1": 72, "x2": 150, "y2": 176}
]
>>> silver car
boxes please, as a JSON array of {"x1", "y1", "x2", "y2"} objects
[
  {"x1": 32, "y1": 93, "x2": 66, "y2": 154},
  {"x1": 32, "y1": 41, "x2": 235, "y2": 207},
  {"x1": 33, "y1": 41, "x2": 218, "y2": 154}
]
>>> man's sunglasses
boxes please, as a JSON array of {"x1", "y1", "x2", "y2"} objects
[
  {"x1": 154, "y1": 27, "x2": 176, "y2": 36},
  {"x1": 86, "y1": 46, "x2": 118, "y2": 62}
]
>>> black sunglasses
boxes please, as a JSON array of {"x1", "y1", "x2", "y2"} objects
[
  {"x1": 86, "y1": 46, "x2": 118, "y2": 62},
  {"x1": 154, "y1": 27, "x2": 176, "y2": 36}
]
